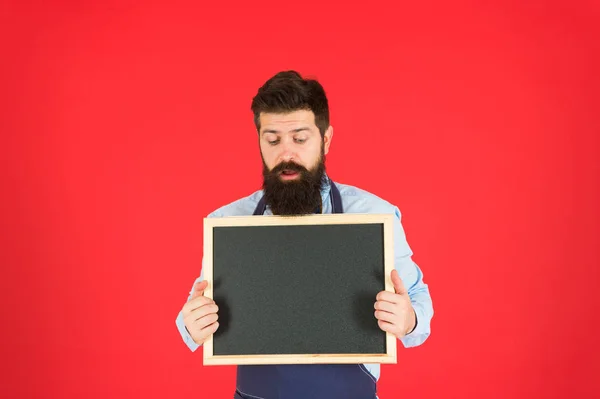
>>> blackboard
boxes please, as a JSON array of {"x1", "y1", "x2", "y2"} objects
[{"x1": 202, "y1": 213, "x2": 396, "y2": 365}]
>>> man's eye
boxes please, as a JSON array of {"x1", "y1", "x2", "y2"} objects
[
  {"x1": 268, "y1": 140, "x2": 279, "y2": 145},
  {"x1": 294, "y1": 138, "x2": 306, "y2": 143}
]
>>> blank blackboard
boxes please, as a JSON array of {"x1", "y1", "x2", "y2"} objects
[{"x1": 202, "y1": 213, "x2": 396, "y2": 365}]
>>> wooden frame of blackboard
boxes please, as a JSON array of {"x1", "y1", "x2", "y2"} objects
[{"x1": 202, "y1": 213, "x2": 396, "y2": 365}]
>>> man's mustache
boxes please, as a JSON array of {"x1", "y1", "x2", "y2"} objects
[{"x1": 270, "y1": 161, "x2": 308, "y2": 175}]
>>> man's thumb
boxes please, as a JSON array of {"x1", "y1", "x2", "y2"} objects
[
  {"x1": 191, "y1": 280, "x2": 208, "y2": 299},
  {"x1": 391, "y1": 269, "x2": 407, "y2": 295}
]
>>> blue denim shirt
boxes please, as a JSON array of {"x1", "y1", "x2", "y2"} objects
[{"x1": 175, "y1": 176, "x2": 433, "y2": 381}]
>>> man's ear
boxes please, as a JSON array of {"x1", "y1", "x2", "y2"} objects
[{"x1": 323, "y1": 126, "x2": 333, "y2": 155}]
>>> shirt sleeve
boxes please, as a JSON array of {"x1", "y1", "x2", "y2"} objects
[
  {"x1": 391, "y1": 207, "x2": 434, "y2": 348},
  {"x1": 175, "y1": 268, "x2": 205, "y2": 352},
  {"x1": 175, "y1": 209, "x2": 226, "y2": 352}
]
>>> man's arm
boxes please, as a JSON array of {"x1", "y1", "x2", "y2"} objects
[
  {"x1": 175, "y1": 209, "x2": 226, "y2": 352},
  {"x1": 175, "y1": 269, "x2": 205, "y2": 352},
  {"x1": 392, "y1": 206, "x2": 434, "y2": 348}
]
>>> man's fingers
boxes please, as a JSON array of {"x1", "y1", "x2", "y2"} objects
[
  {"x1": 376, "y1": 290, "x2": 400, "y2": 304},
  {"x1": 200, "y1": 321, "x2": 220, "y2": 336},
  {"x1": 189, "y1": 320, "x2": 220, "y2": 346},
  {"x1": 182, "y1": 295, "x2": 214, "y2": 314},
  {"x1": 374, "y1": 300, "x2": 396, "y2": 314},
  {"x1": 194, "y1": 312, "x2": 219, "y2": 328},
  {"x1": 391, "y1": 269, "x2": 407, "y2": 295},
  {"x1": 374, "y1": 309, "x2": 397, "y2": 324},
  {"x1": 377, "y1": 320, "x2": 396, "y2": 333},
  {"x1": 188, "y1": 303, "x2": 219, "y2": 321},
  {"x1": 191, "y1": 280, "x2": 208, "y2": 299},
  {"x1": 181, "y1": 279, "x2": 219, "y2": 346}
]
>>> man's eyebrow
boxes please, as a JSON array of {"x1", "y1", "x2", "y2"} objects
[
  {"x1": 291, "y1": 127, "x2": 310, "y2": 133},
  {"x1": 261, "y1": 127, "x2": 310, "y2": 135}
]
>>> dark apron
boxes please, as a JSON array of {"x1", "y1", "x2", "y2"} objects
[{"x1": 234, "y1": 179, "x2": 377, "y2": 399}]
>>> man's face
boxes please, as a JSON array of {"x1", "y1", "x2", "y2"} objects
[
  {"x1": 259, "y1": 109, "x2": 332, "y2": 177},
  {"x1": 258, "y1": 110, "x2": 333, "y2": 215}
]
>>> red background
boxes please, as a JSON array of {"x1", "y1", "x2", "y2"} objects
[{"x1": 2, "y1": 1, "x2": 599, "y2": 398}]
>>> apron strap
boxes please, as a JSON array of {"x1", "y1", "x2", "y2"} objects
[
  {"x1": 253, "y1": 179, "x2": 343, "y2": 215},
  {"x1": 330, "y1": 179, "x2": 343, "y2": 214},
  {"x1": 252, "y1": 196, "x2": 267, "y2": 216}
]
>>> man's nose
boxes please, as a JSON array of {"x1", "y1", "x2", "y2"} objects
[
  {"x1": 281, "y1": 152, "x2": 295, "y2": 162},
  {"x1": 279, "y1": 141, "x2": 297, "y2": 163}
]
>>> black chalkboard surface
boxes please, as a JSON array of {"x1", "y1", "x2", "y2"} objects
[{"x1": 202, "y1": 213, "x2": 396, "y2": 365}]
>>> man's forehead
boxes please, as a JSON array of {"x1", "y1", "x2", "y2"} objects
[{"x1": 259, "y1": 110, "x2": 316, "y2": 131}]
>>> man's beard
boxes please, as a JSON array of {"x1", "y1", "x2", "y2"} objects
[{"x1": 262, "y1": 151, "x2": 327, "y2": 216}]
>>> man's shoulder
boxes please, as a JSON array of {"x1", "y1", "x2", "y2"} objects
[
  {"x1": 334, "y1": 181, "x2": 400, "y2": 215},
  {"x1": 206, "y1": 189, "x2": 263, "y2": 218}
]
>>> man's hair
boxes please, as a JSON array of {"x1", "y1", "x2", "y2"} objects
[{"x1": 251, "y1": 70, "x2": 330, "y2": 137}]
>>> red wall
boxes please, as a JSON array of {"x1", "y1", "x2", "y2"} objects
[{"x1": 2, "y1": 1, "x2": 598, "y2": 398}]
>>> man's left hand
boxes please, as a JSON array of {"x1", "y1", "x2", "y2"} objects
[{"x1": 374, "y1": 269, "x2": 416, "y2": 339}]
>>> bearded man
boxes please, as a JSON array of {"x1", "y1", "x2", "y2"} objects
[{"x1": 176, "y1": 70, "x2": 434, "y2": 399}]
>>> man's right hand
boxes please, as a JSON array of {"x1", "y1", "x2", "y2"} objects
[{"x1": 181, "y1": 280, "x2": 219, "y2": 346}]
